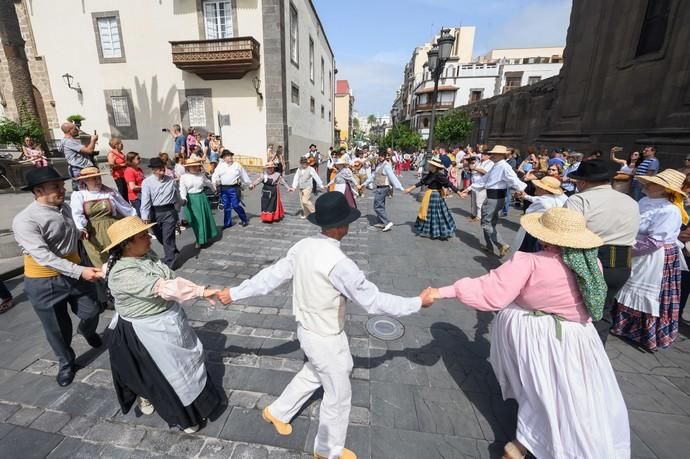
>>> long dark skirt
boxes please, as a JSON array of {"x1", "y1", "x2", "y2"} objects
[
  {"x1": 414, "y1": 190, "x2": 456, "y2": 239},
  {"x1": 260, "y1": 182, "x2": 285, "y2": 222},
  {"x1": 109, "y1": 318, "x2": 222, "y2": 429}
]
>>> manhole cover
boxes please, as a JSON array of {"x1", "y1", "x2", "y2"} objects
[{"x1": 366, "y1": 316, "x2": 405, "y2": 341}]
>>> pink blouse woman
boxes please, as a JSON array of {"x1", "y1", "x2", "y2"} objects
[
  {"x1": 21, "y1": 137, "x2": 47, "y2": 167},
  {"x1": 429, "y1": 208, "x2": 630, "y2": 459}
]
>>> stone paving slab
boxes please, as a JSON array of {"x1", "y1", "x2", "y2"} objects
[{"x1": 0, "y1": 170, "x2": 688, "y2": 457}]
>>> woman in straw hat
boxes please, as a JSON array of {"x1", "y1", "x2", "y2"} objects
[
  {"x1": 251, "y1": 162, "x2": 293, "y2": 223},
  {"x1": 404, "y1": 156, "x2": 462, "y2": 240},
  {"x1": 510, "y1": 175, "x2": 567, "y2": 255},
  {"x1": 326, "y1": 156, "x2": 358, "y2": 209},
  {"x1": 179, "y1": 157, "x2": 218, "y2": 248},
  {"x1": 426, "y1": 207, "x2": 630, "y2": 459},
  {"x1": 612, "y1": 169, "x2": 688, "y2": 350},
  {"x1": 70, "y1": 166, "x2": 136, "y2": 267},
  {"x1": 103, "y1": 216, "x2": 222, "y2": 433}
]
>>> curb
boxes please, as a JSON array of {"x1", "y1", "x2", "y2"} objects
[{"x1": 0, "y1": 265, "x2": 23, "y2": 282}]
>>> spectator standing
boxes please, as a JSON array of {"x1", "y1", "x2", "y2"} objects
[
  {"x1": 59, "y1": 122, "x2": 98, "y2": 190},
  {"x1": 107, "y1": 137, "x2": 128, "y2": 200},
  {"x1": 630, "y1": 146, "x2": 660, "y2": 201},
  {"x1": 124, "y1": 152, "x2": 144, "y2": 216}
]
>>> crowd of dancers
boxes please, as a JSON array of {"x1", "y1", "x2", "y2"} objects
[{"x1": 4, "y1": 121, "x2": 690, "y2": 459}]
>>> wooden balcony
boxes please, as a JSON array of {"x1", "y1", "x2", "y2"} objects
[
  {"x1": 170, "y1": 37, "x2": 260, "y2": 80},
  {"x1": 414, "y1": 101, "x2": 454, "y2": 112}
]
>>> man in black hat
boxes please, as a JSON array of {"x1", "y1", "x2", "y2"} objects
[
  {"x1": 305, "y1": 143, "x2": 322, "y2": 194},
  {"x1": 564, "y1": 159, "x2": 640, "y2": 343},
  {"x1": 215, "y1": 192, "x2": 434, "y2": 459},
  {"x1": 12, "y1": 167, "x2": 104, "y2": 387},
  {"x1": 140, "y1": 157, "x2": 181, "y2": 268}
]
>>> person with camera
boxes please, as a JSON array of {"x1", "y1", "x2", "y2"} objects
[
  {"x1": 164, "y1": 125, "x2": 186, "y2": 159},
  {"x1": 59, "y1": 122, "x2": 98, "y2": 191}
]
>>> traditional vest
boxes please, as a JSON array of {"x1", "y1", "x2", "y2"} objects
[
  {"x1": 292, "y1": 237, "x2": 348, "y2": 336},
  {"x1": 374, "y1": 163, "x2": 389, "y2": 187},
  {"x1": 297, "y1": 167, "x2": 313, "y2": 189}
]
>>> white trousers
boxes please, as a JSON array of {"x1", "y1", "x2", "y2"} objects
[
  {"x1": 269, "y1": 326, "x2": 353, "y2": 459},
  {"x1": 470, "y1": 188, "x2": 487, "y2": 218}
]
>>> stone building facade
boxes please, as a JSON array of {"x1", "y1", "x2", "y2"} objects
[
  {"x1": 0, "y1": 0, "x2": 59, "y2": 136},
  {"x1": 461, "y1": 0, "x2": 690, "y2": 166}
]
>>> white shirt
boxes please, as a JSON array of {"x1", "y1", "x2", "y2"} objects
[
  {"x1": 70, "y1": 187, "x2": 136, "y2": 231},
  {"x1": 637, "y1": 197, "x2": 681, "y2": 243},
  {"x1": 469, "y1": 159, "x2": 526, "y2": 192},
  {"x1": 523, "y1": 193, "x2": 568, "y2": 214},
  {"x1": 291, "y1": 166, "x2": 324, "y2": 189},
  {"x1": 212, "y1": 161, "x2": 251, "y2": 186},
  {"x1": 231, "y1": 234, "x2": 421, "y2": 318},
  {"x1": 471, "y1": 159, "x2": 494, "y2": 183},
  {"x1": 179, "y1": 173, "x2": 214, "y2": 201}
]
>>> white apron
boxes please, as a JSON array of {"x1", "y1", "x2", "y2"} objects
[
  {"x1": 615, "y1": 247, "x2": 664, "y2": 317},
  {"x1": 109, "y1": 303, "x2": 206, "y2": 406}
]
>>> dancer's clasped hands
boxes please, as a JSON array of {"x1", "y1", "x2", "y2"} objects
[{"x1": 419, "y1": 286, "x2": 441, "y2": 307}]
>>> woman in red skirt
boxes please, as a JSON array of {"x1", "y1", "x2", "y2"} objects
[{"x1": 252, "y1": 163, "x2": 293, "y2": 223}]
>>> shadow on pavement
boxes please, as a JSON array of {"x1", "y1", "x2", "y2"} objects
[{"x1": 192, "y1": 320, "x2": 230, "y2": 422}]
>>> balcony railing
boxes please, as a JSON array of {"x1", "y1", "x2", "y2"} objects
[
  {"x1": 170, "y1": 37, "x2": 260, "y2": 80},
  {"x1": 414, "y1": 101, "x2": 454, "y2": 112}
]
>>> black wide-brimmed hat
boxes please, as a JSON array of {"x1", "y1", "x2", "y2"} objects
[
  {"x1": 567, "y1": 159, "x2": 618, "y2": 181},
  {"x1": 148, "y1": 157, "x2": 165, "y2": 168},
  {"x1": 21, "y1": 166, "x2": 69, "y2": 191},
  {"x1": 307, "y1": 192, "x2": 361, "y2": 229}
]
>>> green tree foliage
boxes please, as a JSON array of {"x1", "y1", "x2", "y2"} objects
[
  {"x1": 0, "y1": 107, "x2": 43, "y2": 148},
  {"x1": 367, "y1": 114, "x2": 377, "y2": 125},
  {"x1": 433, "y1": 109, "x2": 473, "y2": 147},
  {"x1": 381, "y1": 124, "x2": 424, "y2": 152}
]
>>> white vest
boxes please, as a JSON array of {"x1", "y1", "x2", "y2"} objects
[{"x1": 291, "y1": 236, "x2": 348, "y2": 336}]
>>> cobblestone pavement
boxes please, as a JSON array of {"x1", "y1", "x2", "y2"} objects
[{"x1": 1, "y1": 170, "x2": 689, "y2": 458}]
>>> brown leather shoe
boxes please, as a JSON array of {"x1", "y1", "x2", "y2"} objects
[
  {"x1": 262, "y1": 407, "x2": 292, "y2": 436},
  {"x1": 314, "y1": 448, "x2": 357, "y2": 459}
]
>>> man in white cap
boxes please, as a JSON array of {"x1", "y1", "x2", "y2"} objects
[
  {"x1": 460, "y1": 145, "x2": 526, "y2": 256},
  {"x1": 216, "y1": 192, "x2": 434, "y2": 459}
]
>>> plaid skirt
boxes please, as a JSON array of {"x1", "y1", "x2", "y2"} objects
[
  {"x1": 414, "y1": 190, "x2": 456, "y2": 239},
  {"x1": 612, "y1": 244, "x2": 681, "y2": 350}
]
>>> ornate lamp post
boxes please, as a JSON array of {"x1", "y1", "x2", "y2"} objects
[{"x1": 426, "y1": 28, "x2": 455, "y2": 152}]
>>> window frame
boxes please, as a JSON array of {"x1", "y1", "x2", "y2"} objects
[
  {"x1": 178, "y1": 88, "x2": 214, "y2": 134},
  {"x1": 291, "y1": 83, "x2": 300, "y2": 105},
  {"x1": 309, "y1": 36, "x2": 315, "y2": 83},
  {"x1": 320, "y1": 57, "x2": 325, "y2": 93},
  {"x1": 527, "y1": 76, "x2": 542, "y2": 85},
  {"x1": 289, "y1": 2, "x2": 299, "y2": 67},
  {"x1": 203, "y1": 0, "x2": 235, "y2": 39},
  {"x1": 104, "y1": 89, "x2": 137, "y2": 139},
  {"x1": 469, "y1": 89, "x2": 483, "y2": 104},
  {"x1": 92, "y1": 11, "x2": 126, "y2": 64}
]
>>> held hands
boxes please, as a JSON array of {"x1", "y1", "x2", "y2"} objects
[
  {"x1": 419, "y1": 287, "x2": 441, "y2": 308},
  {"x1": 81, "y1": 267, "x2": 104, "y2": 282},
  {"x1": 458, "y1": 190, "x2": 469, "y2": 199},
  {"x1": 403, "y1": 186, "x2": 415, "y2": 194},
  {"x1": 202, "y1": 288, "x2": 220, "y2": 305},
  {"x1": 216, "y1": 288, "x2": 233, "y2": 305},
  {"x1": 80, "y1": 229, "x2": 89, "y2": 240}
]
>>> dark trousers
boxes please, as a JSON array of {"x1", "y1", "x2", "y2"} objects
[
  {"x1": 220, "y1": 186, "x2": 247, "y2": 227},
  {"x1": 130, "y1": 198, "x2": 141, "y2": 217},
  {"x1": 114, "y1": 177, "x2": 128, "y2": 201},
  {"x1": 151, "y1": 206, "x2": 178, "y2": 268},
  {"x1": 0, "y1": 280, "x2": 10, "y2": 300},
  {"x1": 596, "y1": 245, "x2": 633, "y2": 344},
  {"x1": 481, "y1": 197, "x2": 505, "y2": 250},
  {"x1": 25, "y1": 276, "x2": 100, "y2": 370},
  {"x1": 312, "y1": 165, "x2": 320, "y2": 194}
]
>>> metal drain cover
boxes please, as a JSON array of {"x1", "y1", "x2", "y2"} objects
[{"x1": 366, "y1": 316, "x2": 405, "y2": 341}]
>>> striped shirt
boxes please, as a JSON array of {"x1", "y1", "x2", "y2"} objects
[{"x1": 634, "y1": 157, "x2": 659, "y2": 177}]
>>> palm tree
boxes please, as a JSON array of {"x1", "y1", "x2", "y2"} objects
[
  {"x1": 367, "y1": 114, "x2": 377, "y2": 126},
  {"x1": 0, "y1": 0, "x2": 40, "y2": 121}
]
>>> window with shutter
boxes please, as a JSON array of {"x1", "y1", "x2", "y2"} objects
[
  {"x1": 188, "y1": 96, "x2": 207, "y2": 126},
  {"x1": 204, "y1": 1, "x2": 234, "y2": 39},
  {"x1": 111, "y1": 96, "x2": 131, "y2": 127},
  {"x1": 97, "y1": 17, "x2": 122, "y2": 58},
  {"x1": 289, "y1": 3, "x2": 299, "y2": 65}
]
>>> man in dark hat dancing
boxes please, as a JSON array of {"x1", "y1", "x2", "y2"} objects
[
  {"x1": 216, "y1": 192, "x2": 435, "y2": 459},
  {"x1": 12, "y1": 167, "x2": 104, "y2": 387},
  {"x1": 565, "y1": 159, "x2": 640, "y2": 343}
]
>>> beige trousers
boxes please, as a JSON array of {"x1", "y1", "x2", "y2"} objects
[
  {"x1": 269, "y1": 326, "x2": 353, "y2": 459},
  {"x1": 300, "y1": 188, "x2": 315, "y2": 216}
]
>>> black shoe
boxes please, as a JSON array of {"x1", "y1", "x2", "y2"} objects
[
  {"x1": 241, "y1": 221, "x2": 249, "y2": 227},
  {"x1": 85, "y1": 333, "x2": 102, "y2": 348},
  {"x1": 57, "y1": 366, "x2": 76, "y2": 387}
]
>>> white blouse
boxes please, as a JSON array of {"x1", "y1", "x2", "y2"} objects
[
  {"x1": 179, "y1": 173, "x2": 214, "y2": 201},
  {"x1": 638, "y1": 197, "x2": 682, "y2": 243},
  {"x1": 70, "y1": 187, "x2": 136, "y2": 231}
]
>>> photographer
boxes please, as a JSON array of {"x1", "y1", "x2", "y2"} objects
[
  {"x1": 59, "y1": 122, "x2": 98, "y2": 191},
  {"x1": 163, "y1": 125, "x2": 186, "y2": 158}
]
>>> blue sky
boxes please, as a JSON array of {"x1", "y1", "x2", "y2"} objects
[{"x1": 312, "y1": 0, "x2": 573, "y2": 116}]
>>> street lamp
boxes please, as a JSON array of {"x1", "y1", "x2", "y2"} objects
[{"x1": 426, "y1": 27, "x2": 455, "y2": 152}]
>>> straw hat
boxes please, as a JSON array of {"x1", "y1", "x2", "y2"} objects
[
  {"x1": 488, "y1": 145, "x2": 511, "y2": 156},
  {"x1": 101, "y1": 216, "x2": 156, "y2": 253},
  {"x1": 75, "y1": 167, "x2": 103, "y2": 180},
  {"x1": 427, "y1": 156, "x2": 445, "y2": 169},
  {"x1": 532, "y1": 176, "x2": 564, "y2": 195},
  {"x1": 335, "y1": 156, "x2": 350, "y2": 166},
  {"x1": 520, "y1": 207, "x2": 603, "y2": 249},
  {"x1": 637, "y1": 169, "x2": 686, "y2": 196}
]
